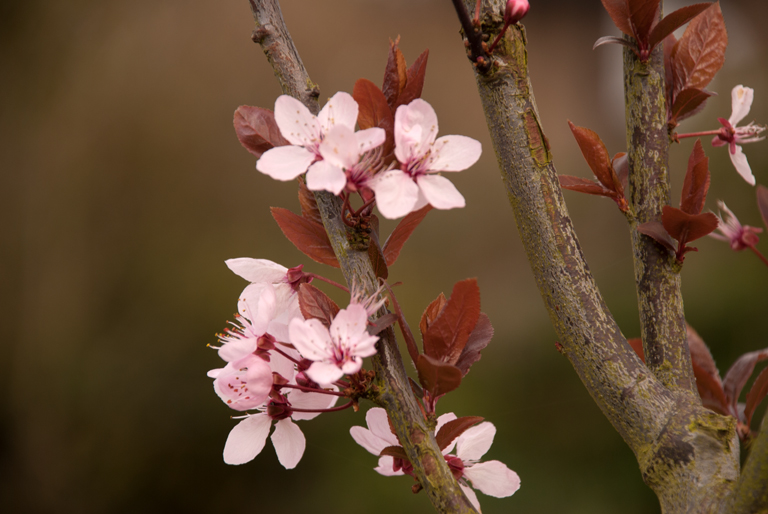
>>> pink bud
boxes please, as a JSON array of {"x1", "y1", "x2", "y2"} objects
[{"x1": 505, "y1": 0, "x2": 529, "y2": 25}]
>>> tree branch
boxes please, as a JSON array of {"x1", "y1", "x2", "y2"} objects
[
  {"x1": 247, "y1": 1, "x2": 476, "y2": 512},
  {"x1": 725, "y1": 408, "x2": 768, "y2": 514},
  {"x1": 622, "y1": 23, "x2": 697, "y2": 394}
]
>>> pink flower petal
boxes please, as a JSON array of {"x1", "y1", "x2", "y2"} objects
[
  {"x1": 427, "y1": 135, "x2": 482, "y2": 172},
  {"x1": 236, "y1": 283, "x2": 277, "y2": 336},
  {"x1": 460, "y1": 484, "x2": 482, "y2": 513},
  {"x1": 340, "y1": 357, "x2": 364, "y2": 375},
  {"x1": 305, "y1": 360, "x2": 345, "y2": 385},
  {"x1": 289, "y1": 386, "x2": 338, "y2": 421},
  {"x1": 464, "y1": 460, "x2": 521, "y2": 498},
  {"x1": 225, "y1": 258, "x2": 287, "y2": 284},
  {"x1": 269, "y1": 349, "x2": 297, "y2": 383},
  {"x1": 256, "y1": 145, "x2": 316, "y2": 181},
  {"x1": 356, "y1": 127, "x2": 386, "y2": 153},
  {"x1": 271, "y1": 418, "x2": 306, "y2": 469},
  {"x1": 394, "y1": 99, "x2": 439, "y2": 164},
  {"x1": 305, "y1": 160, "x2": 347, "y2": 195},
  {"x1": 319, "y1": 125, "x2": 360, "y2": 169},
  {"x1": 289, "y1": 318, "x2": 333, "y2": 361},
  {"x1": 330, "y1": 304, "x2": 370, "y2": 347},
  {"x1": 416, "y1": 175, "x2": 466, "y2": 210},
  {"x1": 274, "y1": 95, "x2": 321, "y2": 146},
  {"x1": 214, "y1": 356, "x2": 272, "y2": 411},
  {"x1": 317, "y1": 92, "x2": 358, "y2": 132},
  {"x1": 370, "y1": 169, "x2": 420, "y2": 219},
  {"x1": 218, "y1": 335, "x2": 257, "y2": 362},
  {"x1": 729, "y1": 145, "x2": 756, "y2": 186},
  {"x1": 436, "y1": 412, "x2": 459, "y2": 454},
  {"x1": 457, "y1": 422, "x2": 496, "y2": 462},
  {"x1": 350, "y1": 426, "x2": 390, "y2": 455},
  {"x1": 223, "y1": 414, "x2": 272, "y2": 465},
  {"x1": 375, "y1": 456, "x2": 405, "y2": 476},
  {"x1": 729, "y1": 85, "x2": 754, "y2": 127},
  {"x1": 366, "y1": 408, "x2": 399, "y2": 446}
]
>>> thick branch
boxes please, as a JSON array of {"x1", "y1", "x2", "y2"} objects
[
  {"x1": 248, "y1": 1, "x2": 476, "y2": 512},
  {"x1": 622, "y1": 30, "x2": 697, "y2": 394},
  {"x1": 725, "y1": 408, "x2": 768, "y2": 514},
  {"x1": 462, "y1": 1, "x2": 674, "y2": 454}
]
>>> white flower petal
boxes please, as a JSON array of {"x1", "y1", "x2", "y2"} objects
[
  {"x1": 417, "y1": 174, "x2": 466, "y2": 210},
  {"x1": 394, "y1": 99, "x2": 439, "y2": 164},
  {"x1": 274, "y1": 95, "x2": 321, "y2": 146},
  {"x1": 305, "y1": 160, "x2": 347, "y2": 195},
  {"x1": 225, "y1": 258, "x2": 287, "y2": 284},
  {"x1": 289, "y1": 386, "x2": 339, "y2": 421},
  {"x1": 370, "y1": 169, "x2": 420, "y2": 219},
  {"x1": 457, "y1": 422, "x2": 496, "y2": 462},
  {"x1": 427, "y1": 135, "x2": 482, "y2": 172},
  {"x1": 460, "y1": 484, "x2": 482, "y2": 513},
  {"x1": 317, "y1": 92, "x2": 359, "y2": 132},
  {"x1": 289, "y1": 318, "x2": 333, "y2": 361},
  {"x1": 256, "y1": 145, "x2": 316, "y2": 181},
  {"x1": 366, "y1": 408, "x2": 399, "y2": 447},
  {"x1": 306, "y1": 360, "x2": 344, "y2": 385},
  {"x1": 375, "y1": 456, "x2": 405, "y2": 476},
  {"x1": 729, "y1": 85, "x2": 754, "y2": 126},
  {"x1": 223, "y1": 414, "x2": 272, "y2": 465},
  {"x1": 464, "y1": 460, "x2": 521, "y2": 498},
  {"x1": 729, "y1": 145, "x2": 756, "y2": 186},
  {"x1": 356, "y1": 127, "x2": 386, "y2": 154},
  {"x1": 271, "y1": 418, "x2": 306, "y2": 469},
  {"x1": 350, "y1": 426, "x2": 390, "y2": 455}
]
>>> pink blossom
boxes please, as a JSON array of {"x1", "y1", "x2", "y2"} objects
[
  {"x1": 710, "y1": 201, "x2": 762, "y2": 251},
  {"x1": 370, "y1": 99, "x2": 482, "y2": 219},
  {"x1": 504, "y1": 0, "x2": 530, "y2": 26},
  {"x1": 256, "y1": 93, "x2": 385, "y2": 187},
  {"x1": 306, "y1": 124, "x2": 386, "y2": 195},
  {"x1": 222, "y1": 387, "x2": 338, "y2": 468},
  {"x1": 350, "y1": 409, "x2": 521, "y2": 512},
  {"x1": 288, "y1": 303, "x2": 379, "y2": 385},
  {"x1": 712, "y1": 86, "x2": 765, "y2": 186}
]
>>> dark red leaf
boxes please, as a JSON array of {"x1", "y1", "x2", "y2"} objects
[
  {"x1": 559, "y1": 176, "x2": 614, "y2": 198},
  {"x1": 298, "y1": 283, "x2": 340, "y2": 328},
  {"x1": 368, "y1": 239, "x2": 389, "y2": 280},
  {"x1": 435, "y1": 416, "x2": 484, "y2": 451},
  {"x1": 637, "y1": 220, "x2": 677, "y2": 252},
  {"x1": 382, "y1": 282, "x2": 420, "y2": 365},
  {"x1": 671, "y1": 3, "x2": 727, "y2": 95},
  {"x1": 612, "y1": 152, "x2": 629, "y2": 196},
  {"x1": 382, "y1": 37, "x2": 408, "y2": 111},
  {"x1": 233, "y1": 106, "x2": 289, "y2": 159},
  {"x1": 600, "y1": 0, "x2": 633, "y2": 36},
  {"x1": 593, "y1": 36, "x2": 636, "y2": 51},
  {"x1": 648, "y1": 3, "x2": 710, "y2": 51},
  {"x1": 270, "y1": 207, "x2": 340, "y2": 267},
  {"x1": 723, "y1": 347, "x2": 768, "y2": 413},
  {"x1": 744, "y1": 366, "x2": 768, "y2": 426},
  {"x1": 669, "y1": 87, "x2": 714, "y2": 124},
  {"x1": 353, "y1": 79, "x2": 395, "y2": 159},
  {"x1": 298, "y1": 180, "x2": 323, "y2": 225},
  {"x1": 662, "y1": 206, "x2": 718, "y2": 243},
  {"x1": 420, "y1": 292, "x2": 447, "y2": 338},
  {"x1": 686, "y1": 324, "x2": 730, "y2": 415},
  {"x1": 628, "y1": 0, "x2": 660, "y2": 46},
  {"x1": 379, "y1": 445, "x2": 409, "y2": 461},
  {"x1": 368, "y1": 312, "x2": 398, "y2": 336},
  {"x1": 627, "y1": 337, "x2": 645, "y2": 361},
  {"x1": 664, "y1": 33, "x2": 679, "y2": 105},
  {"x1": 408, "y1": 377, "x2": 424, "y2": 400},
  {"x1": 396, "y1": 49, "x2": 429, "y2": 108},
  {"x1": 567, "y1": 121, "x2": 621, "y2": 194},
  {"x1": 423, "y1": 279, "x2": 481, "y2": 365},
  {"x1": 416, "y1": 354, "x2": 462, "y2": 399},
  {"x1": 383, "y1": 205, "x2": 432, "y2": 267},
  {"x1": 455, "y1": 313, "x2": 494, "y2": 376},
  {"x1": 757, "y1": 185, "x2": 768, "y2": 230},
  {"x1": 680, "y1": 139, "x2": 710, "y2": 215}
]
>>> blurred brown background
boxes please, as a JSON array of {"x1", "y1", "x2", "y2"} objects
[{"x1": 2, "y1": 1, "x2": 767, "y2": 513}]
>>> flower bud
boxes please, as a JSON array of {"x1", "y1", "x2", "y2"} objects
[{"x1": 504, "y1": 0, "x2": 529, "y2": 25}]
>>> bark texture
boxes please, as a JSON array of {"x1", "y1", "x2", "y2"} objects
[{"x1": 248, "y1": 1, "x2": 476, "y2": 512}]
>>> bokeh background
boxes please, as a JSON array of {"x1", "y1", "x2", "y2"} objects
[{"x1": 2, "y1": 0, "x2": 767, "y2": 512}]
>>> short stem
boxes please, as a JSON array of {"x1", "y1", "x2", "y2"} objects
[
  {"x1": 748, "y1": 245, "x2": 768, "y2": 267},
  {"x1": 273, "y1": 346, "x2": 303, "y2": 366},
  {"x1": 487, "y1": 21, "x2": 510, "y2": 53},
  {"x1": 306, "y1": 273, "x2": 350, "y2": 292},
  {"x1": 473, "y1": 0, "x2": 482, "y2": 24},
  {"x1": 291, "y1": 401, "x2": 354, "y2": 413},
  {"x1": 279, "y1": 383, "x2": 347, "y2": 397},
  {"x1": 676, "y1": 130, "x2": 721, "y2": 139},
  {"x1": 450, "y1": 0, "x2": 489, "y2": 71},
  {"x1": 350, "y1": 195, "x2": 376, "y2": 217}
]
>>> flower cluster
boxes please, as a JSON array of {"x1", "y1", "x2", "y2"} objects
[
  {"x1": 209, "y1": 258, "x2": 382, "y2": 467},
  {"x1": 255, "y1": 94, "x2": 481, "y2": 219},
  {"x1": 351, "y1": 408, "x2": 520, "y2": 512}
]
